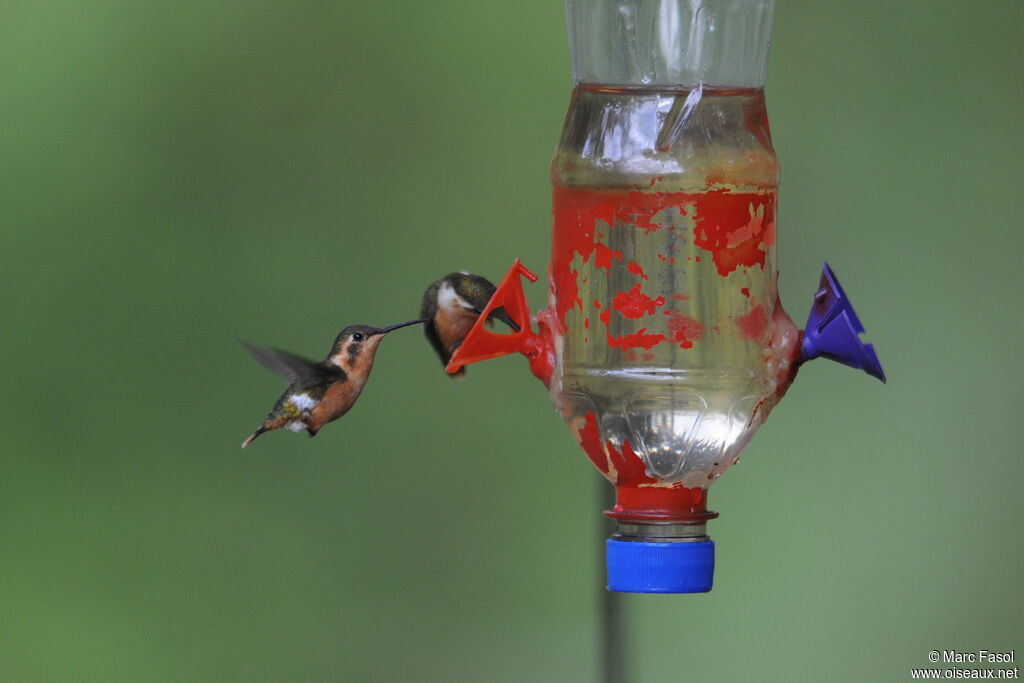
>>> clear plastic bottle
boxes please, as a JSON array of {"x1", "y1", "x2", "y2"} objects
[
  {"x1": 552, "y1": 84, "x2": 780, "y2": 489},
  {"x1": 549, "y1": 1, "x2": 790, "y2": 588}
]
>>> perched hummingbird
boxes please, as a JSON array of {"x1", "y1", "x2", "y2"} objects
[
  {"x1": 240, "y1": 319, "x2": 424, "y2": 448},
  {"x1": 420, "y1": 271, "x2": 519, "y2": 378}
]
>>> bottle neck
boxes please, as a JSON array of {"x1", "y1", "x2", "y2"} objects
[
  {"x1": 565, "y1": 0, "x2": 775, "y2": 88},
  {"x1": 606, "y1": 485, "x2": 717, "y2": 543},
  {"x1": 606, "y1": 485, "x2": 718, "y2": 523}
]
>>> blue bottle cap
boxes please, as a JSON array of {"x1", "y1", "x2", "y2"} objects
[
  {"x1": 801, "y1": 262, "x2": 886, "y2": 382},
  {"x1": 606, "y1": 539, "x2": 715, "y2": 594}
]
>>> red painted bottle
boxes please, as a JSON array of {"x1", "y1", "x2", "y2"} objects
[{"x1": 550, "y1": 0, "x2": 797, "y2": 592}]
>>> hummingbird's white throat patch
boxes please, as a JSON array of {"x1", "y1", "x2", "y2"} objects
[{"x1": 438, "y1": 281, "x2": 477, "y2": 317}]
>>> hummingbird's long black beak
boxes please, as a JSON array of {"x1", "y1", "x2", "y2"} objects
[
  {"x1": 379, "y1": 319, "x2": 426, "y2": 334},
  {"x1": 488, "y1": 306, "x2": 521, "y2": 333}
]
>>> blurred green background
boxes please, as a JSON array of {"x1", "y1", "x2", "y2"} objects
[{"x1": 2, "y1": 1, "x2": 1021, "y2": 681}]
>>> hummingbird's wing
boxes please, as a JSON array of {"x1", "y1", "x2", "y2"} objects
[
  {"x1": 457, "y1": 274, "x2": 520, "y2": 331},
  {"x1": 239, "y1": 340, "x2": 340, "y2": 387},
  {"x1": 420, "y1": 278, "x2": 441, "y2": 319},
  {"x1": 420, "y1": 279, "x2": 450, "y2": 366},
  {"x1": 455, "y1": 273, "x2": 497, "y2": 314},
  {"x1": 421, "y1": 316, "x2": 450, "y2": 365}
]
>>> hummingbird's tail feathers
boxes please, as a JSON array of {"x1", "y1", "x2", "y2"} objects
[
  {"x1": 421, "y1": 319, "x2": 449, "y2": 371},
  {"x1": 445, "y1": 341, "x2": 468, "y2": 380},
  {"x1": 241, "y1": 425, "x2": 268, "y2": 449}
]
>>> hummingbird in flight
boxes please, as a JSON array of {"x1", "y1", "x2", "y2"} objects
[
  {"x1": 420, "y1": 271, "x2": 519, "y2": 378},
  {"x1": 240, "y1": 319, "x2": 424, "y2": 448}
]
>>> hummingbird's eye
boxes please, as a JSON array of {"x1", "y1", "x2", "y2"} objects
[{"x1": 352, "y1": 332, "x2": 364, "y2": 341}]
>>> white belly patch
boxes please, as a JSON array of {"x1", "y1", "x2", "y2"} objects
[{"x1": 289, "y1": 393, "x2": 316, "y2": 412}]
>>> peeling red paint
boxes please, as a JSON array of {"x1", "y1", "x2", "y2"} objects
[
  {"x1": 605, "y1": 328, "x2": 666, "y2": 351},
  {"x1": 741, "y1": 287, "x2": 750, "y2": 298},
  {"x1": 593, "y1": 242, "x2": 623, "y2": 269},
  {"x1": 612, "y1": 283, "x2": 665, "y2": 319},
  {"x1": 594, "y1": 299, "x2": 601, "y2": 310},
  {"x1": 752, "y1": 294, "x2": 801, "y2": 423},
  {"x1": 607, "y1": 439, "x2": 657, "y2": 485},
  {"x1": 552, "y1": 186, "x2": 777, "y2": 332},
  {"x1": 599, "y1": 309, "x2": 611, "y2": 327},
  {"x1": 551, "y1": 186, "x2": 682, "y2": 328},
  {"x1": 665, "y1": 311, "x2": 704, "y2": 349},
  {"x1": 577, "y1": 412, "x2": 608, "y2": 475},
  {"x1": 763, "y1": 215, "x2": 776, "y2": 246},
  {"x1": 551, "y1": 187, "x2": 607, "y2": 327},
  {"x1": 691, "y1": 190, "x2": 776, "y2": 276},
  {"x1": 736, "y1": 304, "x2": 766, "y2": 341},
  {"x1": 627, "y1": 260, "x2": 648, "y2": 280},
  {"x1": 583, "y1": 317, "x2": 590, "y2": 329}
]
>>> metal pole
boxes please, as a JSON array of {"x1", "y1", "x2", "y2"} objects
[{"x1": 598, "y1": 474, "x2": 626, "y2": 683}]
